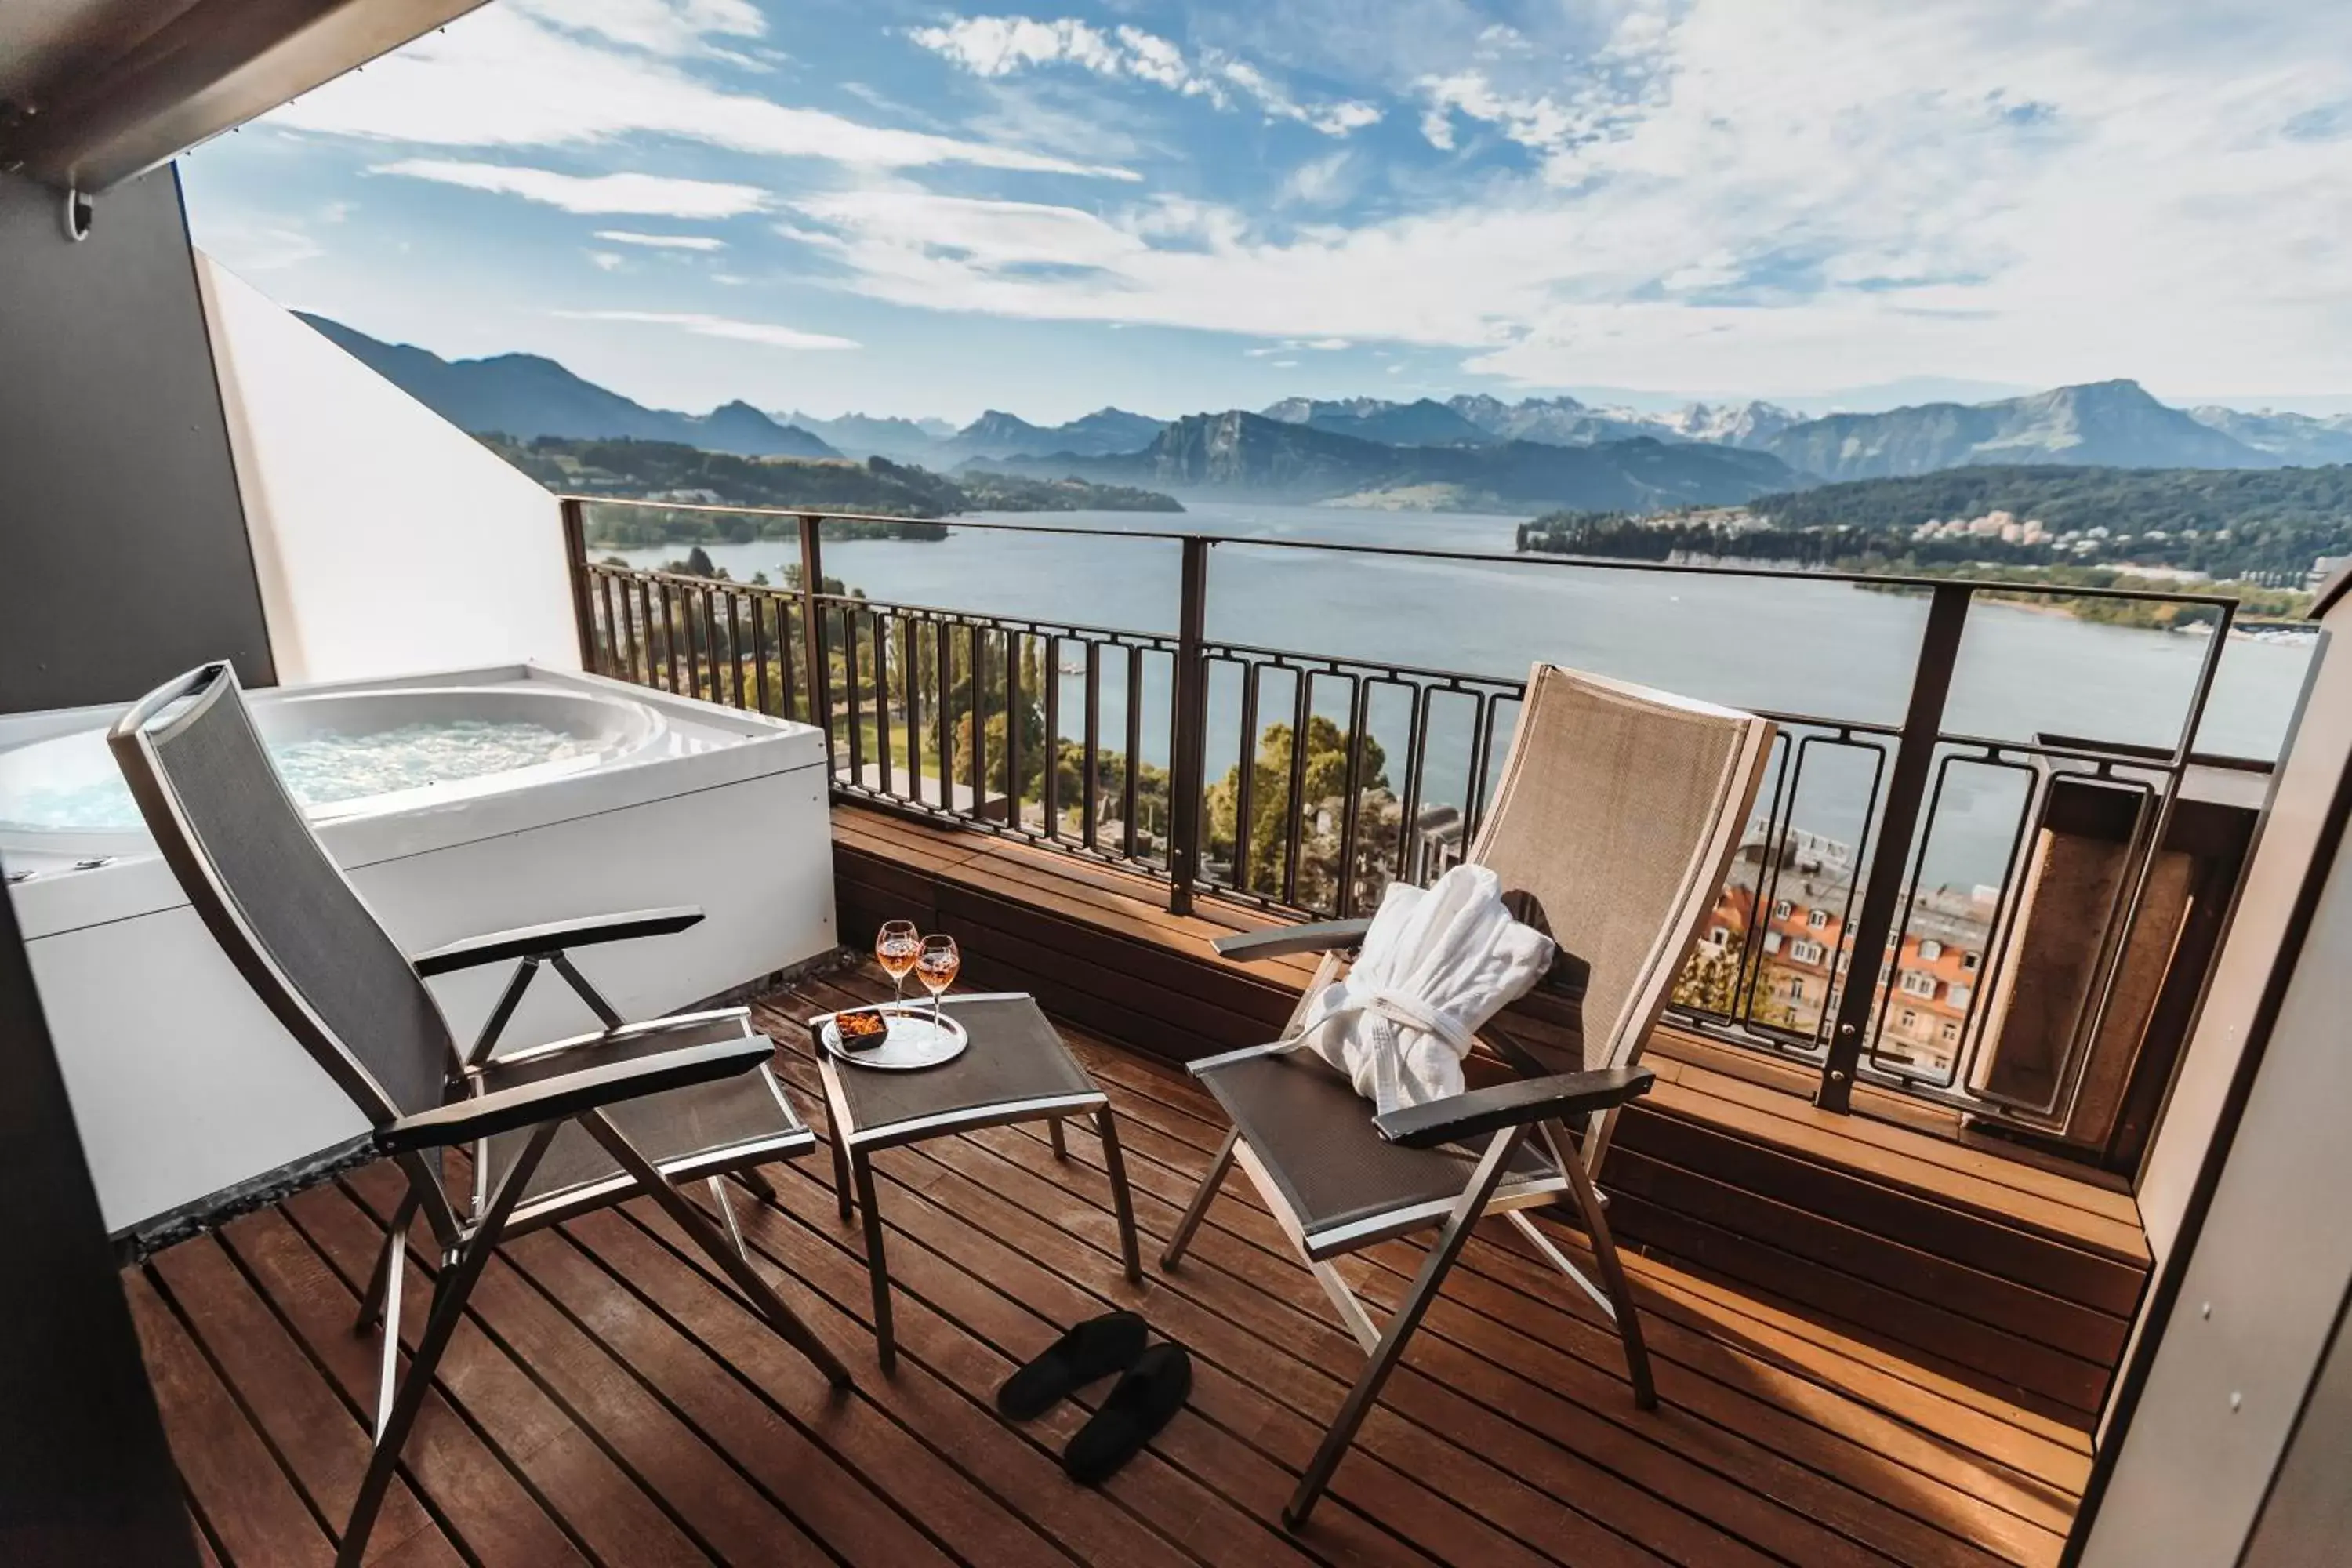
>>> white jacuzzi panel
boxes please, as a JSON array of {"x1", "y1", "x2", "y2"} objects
[{"x1": 2, "y1": 664, "x2": 836, "y2": 1235}]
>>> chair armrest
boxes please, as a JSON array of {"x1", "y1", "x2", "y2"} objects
[
  {"x1": 412, "y1": 907, "x2": 704, "y2": 976},
  {"x1": 378, "y1": 1034, "x2": 771, "y2": 1152},
  {"x1": 1373, "y1": 1066, "x2": 1655, "y2": 1149},
  {"x1": 1212, "y1": 917, "x2": 1373, "y2": 962}
]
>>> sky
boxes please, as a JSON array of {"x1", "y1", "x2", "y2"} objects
[{"x1": 178, "y1": 0, "x2": 2352, "y2": 426}]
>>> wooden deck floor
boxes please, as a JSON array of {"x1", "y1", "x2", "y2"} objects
[
  {"x1": 830, "y1": 802, "x2": 2151, "y2": 1425},
  {"x1": 132, "y1": 963, "x2": 2089, "y2": 1568}
]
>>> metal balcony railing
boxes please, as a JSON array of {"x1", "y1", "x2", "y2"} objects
[{"x1": 558, "y1": 495, "x2": 2249, "y2": 1129}]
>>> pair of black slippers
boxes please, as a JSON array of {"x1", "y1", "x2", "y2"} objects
[{"x1": 995, "y1": 1311, "x2": 1190, "y2": 1485}]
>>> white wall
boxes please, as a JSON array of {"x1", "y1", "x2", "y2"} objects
[{"x1": 197, "y1": 255, "x2": 579, "y2": 684}]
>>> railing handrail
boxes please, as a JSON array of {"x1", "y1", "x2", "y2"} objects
[
  {"x1": 558, "y1": 494, "x2": 2249, "y2": 609},
  {"x1": 567, "y1": 492, "x2": 2249, "y2": 1134}
]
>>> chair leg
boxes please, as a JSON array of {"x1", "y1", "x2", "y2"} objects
[
  {"x1": 1095, "y1": 1108, "x2": 1143, "y2": 1284},
  {"x1": 1162, "y1": 1126, "x2": 1238, "y2": 1270},
  {"x1": 1048, "y1": 1116, "x2": 1068, "y2": 1160},
  {"x1": 1557, "y1": 1131, "x2": 1656, "y2": 1410},
  {"x1": 355, "y1": 1189, "x2": 419, "y2": 1334},
  {"x1": 851, "y1": 1151, "x2": 895, "y2": 1374},
  {"x1": 577, "y1": 1110, "x2": 853, "y2": 1390},
  {"x1": 736, "y1": 1163, "x2": 778, "y2": 1203},
  {"x1": 341, "y1": 1121, "x2": 559, "y2": 1568},
  {"x1": 1284, "y1": 1125, "x2": 1527, "y2": 1531},
  {"x1": 708, "y1": 1176, "x2": 753, "y2": 1265},
  {"x1": 830, "y1": 1129, "x2": 855, "y2": 1223}
]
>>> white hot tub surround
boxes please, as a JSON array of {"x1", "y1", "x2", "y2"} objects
[{"x1": 0, "y1": 664, "x2": 837, "y2": 1235}]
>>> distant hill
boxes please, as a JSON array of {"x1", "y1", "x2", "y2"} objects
[
  {"x1": 1740, "y1": 463, "x2": 2352, "y2": 579},
  {"x1": 298, "y1": 314, "x2": 840, "y2": 459},
  {"x1": 1756, "y1": 380, "x2": 2277, "y2": 480},
  {"x1": 485, "y1": 435, "x2": 1181, "y2": 544},
  {"x1": 1264, "y1": 396, "x2": 1493, "y2": 446},
  {"x1": 1010, "y1": 409, "x2": 1803, "y2": 511},
  {"x1": 778, "y1": 410, "x2": 946, "y2": 463},
  {"x1": 2188, "y1": 407, "x2": 2352, "y2": 466},
  {"x1": 1446, "y1": 393, "x2": 1692, "y2": 446},
  {"x1": 938, "y1": 406, "x2": 1166, "y2": 462}
]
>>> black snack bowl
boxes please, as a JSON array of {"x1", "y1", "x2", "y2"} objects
[{"x1": 833, "y1": 1007, "x2": 889, "y2": 1051}]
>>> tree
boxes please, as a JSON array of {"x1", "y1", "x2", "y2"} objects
[{"x1": 1205, "y1": 715, "x2": 1390, "y2": 908}]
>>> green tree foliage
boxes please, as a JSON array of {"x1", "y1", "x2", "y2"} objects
[
  {"x1": 1521, "y1": 463, "x2": 2352, "y2": 585},
  {"x1": 1205, "y1": 716, "x2": 1392, "y2": 908}
]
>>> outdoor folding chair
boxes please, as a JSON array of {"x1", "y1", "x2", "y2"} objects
[
  {"x1": 1166, "y1": 662, "x2": 1774, "y2": 1527},
  {"x1": 109, "y1": 662, "x2": 853, "y2": 1568}
]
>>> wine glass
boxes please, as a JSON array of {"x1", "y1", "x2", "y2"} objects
[
  {"x1": 916, "y1": 934, "x2": 960, "y2": 1037},
  {"x1": 876, "y1": 920, "x2": 920, "y2": 1011}
]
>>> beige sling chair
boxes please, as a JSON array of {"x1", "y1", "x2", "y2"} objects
[
  {"x1": 1168, "y1": 662, "x2": 1774, "y2": 1528},
  {"x1": 109, "y1": 664, "x2": 853, "y2": 1568}
]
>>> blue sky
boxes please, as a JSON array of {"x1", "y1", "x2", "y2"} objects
[{"x1": 180, "y1": 0, "x2": 2352, "y2": 425}]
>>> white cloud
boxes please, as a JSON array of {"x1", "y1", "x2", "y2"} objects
[
  {"x1": 510, "y1": 0, "x2": 764, "y2": 59},
  {"x1": 908, "y1": 15, "x2": 1381, "y2": 137},
  {"x1": 271, "y1": 6, "x2": 1133, "y2": 180},
  {"x1": 554, "y1": 310, "x2": 860, "y2": 350},
  {"x1": 800, "y1": 0, "x2": 2352, "y2": 397},
  {"x1": 375, "y1": 160, "x2": 771, "y2": 216},
  {"x1": 587, "y1": 251, "x2": 626, "y2": 270},
  {"x1": 595, "y1": 230, "x2": 728, "y2": 250}
]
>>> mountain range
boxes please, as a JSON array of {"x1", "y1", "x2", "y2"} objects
[
  {"x1": 297, "y1": 314, "x2": 2352, "y2": 511},
  {"x1": 992, "y1": 410, "x2": 1802, "y2": 510},
  {"x1": 298, "y1": 314, "x2": 842, "y2": 459}
]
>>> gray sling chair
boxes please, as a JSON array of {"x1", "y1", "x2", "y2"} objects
[
  {"x1": 108, "y1": 663, "x2": 853, "y2": 1567},
  {"x1": 1167, "y1": 662, "x2": 1774, "y2": 1528}
]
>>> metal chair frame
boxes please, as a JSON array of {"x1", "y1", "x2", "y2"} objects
[
  {"x1": 109, "y1": 664, "x2": 852, "y2": 1568},
  {"x1": 1168, "y1": 662, "x2": 1776, "y2": 1528}
]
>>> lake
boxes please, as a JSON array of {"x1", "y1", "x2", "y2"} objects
[{"x1": 608, "y1": 499, "x2": 2318, "y2": 891}]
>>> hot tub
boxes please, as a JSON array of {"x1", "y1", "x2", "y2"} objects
[
  {"x1": 2, "y1": 665, "x2": 837, "y2": 1236},
  {"x1": 0, "y1": 683, "x2": 668, "y2": 858}
]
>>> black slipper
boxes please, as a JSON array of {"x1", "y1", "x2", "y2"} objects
[
  {"x1": 1063, "y1": 1342, "x2": 1191, "y2": 1486},
  {"x1": 996, "y1": 1311, "x2": 1149, "y2": 1421}
]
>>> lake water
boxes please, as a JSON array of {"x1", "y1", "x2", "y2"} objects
[{"x1": 608, "y1": 499, "x2": 2318, "y2": 891}]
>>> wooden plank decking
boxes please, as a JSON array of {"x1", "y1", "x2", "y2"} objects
[
  {"x1": 829, "y1": 802, "x2": 2151, "y2": 1425},
  {"x1": 132, "y1": 959, "x2": 2090, "y2": 1566}
]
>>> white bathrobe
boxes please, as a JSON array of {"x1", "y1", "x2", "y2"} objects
[{"x1": 1285, "y1": 864, "x2": 1557, "y2": 1114}]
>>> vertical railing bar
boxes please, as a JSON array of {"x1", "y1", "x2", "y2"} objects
[
  {"x1": 936, "y1": 618, "x2": 955, "y2": 814},
  {"x1": 843, "y1": 602, "x2": 866, "y2": 784},
  {"x1": 1005, "y1": 630, "x2": 1024, "y2": 836},
  {"x1": 1231, "y1": 659, "x2": 1261, "y2": 896},
  {"x1": 1083, "y1": 642, "x2": 1102, "y2": 851},
  {"x1": 796, "y1": 516, "x2": 833, "y2": 771},
  {"x1": 724, "y1": 593, "x2": 746, "y2": 709},
  {"x1": 558, "y1": 497, "x2": 598, "y2": 672},
  {"x1": 900, "y1": 618, "x2": 920, "y2": 807},
  {"x1": 1166, "y1": 538, "x2": 1211, "y2": 909},
  {"x1": 1280, "y1": 666, "x2": 1312, "y2": 908},
  {"x1": 871, "y1": 613, "x2": 893, "y2": 799},
  {"x1": 1730, "y1": 732, "x2": 1806, "y2": 1038},
  {"x1": 1817, "y1": 583, "x2": 1972, "y2": 1113},
  {"x1": 749, "y1": 589, "x2": 771, "y2": 716},
  {"x1": 1123, "y1": 643, "x2": 1143, "y2": 862},
  {"x1": 609, "y1": 575, "x2": 636, "y2": 684},
  {"x1": 1396, "y1": 684, "x2": 1432, "y2": 886},
  {"x1": 1334, "y1": 674, "x2": 1369, "y2": 918},
  {"x1": 1042, "y1": 634, "x2": 1062, "y2": 840},
  {"x1": 662, "y1": 582, "x2": 684, "y2": 693},
  {"x1": 970, "y1": 622, "x2": 989, "y2": 819}
]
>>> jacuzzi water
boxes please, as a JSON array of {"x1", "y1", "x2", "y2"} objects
[
  {"x1": 0, "y1": 684, "x2": 668, "y2": 860},
  {"x1": 5, "y1": 720, "x2": 599, "y2": 832}
]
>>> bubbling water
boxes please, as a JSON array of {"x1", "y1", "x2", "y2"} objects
[{"x1": 1, "y1": 720, "x2": 595, "y2": 832}]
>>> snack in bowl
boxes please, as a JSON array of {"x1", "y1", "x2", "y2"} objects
[{"x1": 833, "y1": 1006, "x2": 889, "y2": 1051}]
